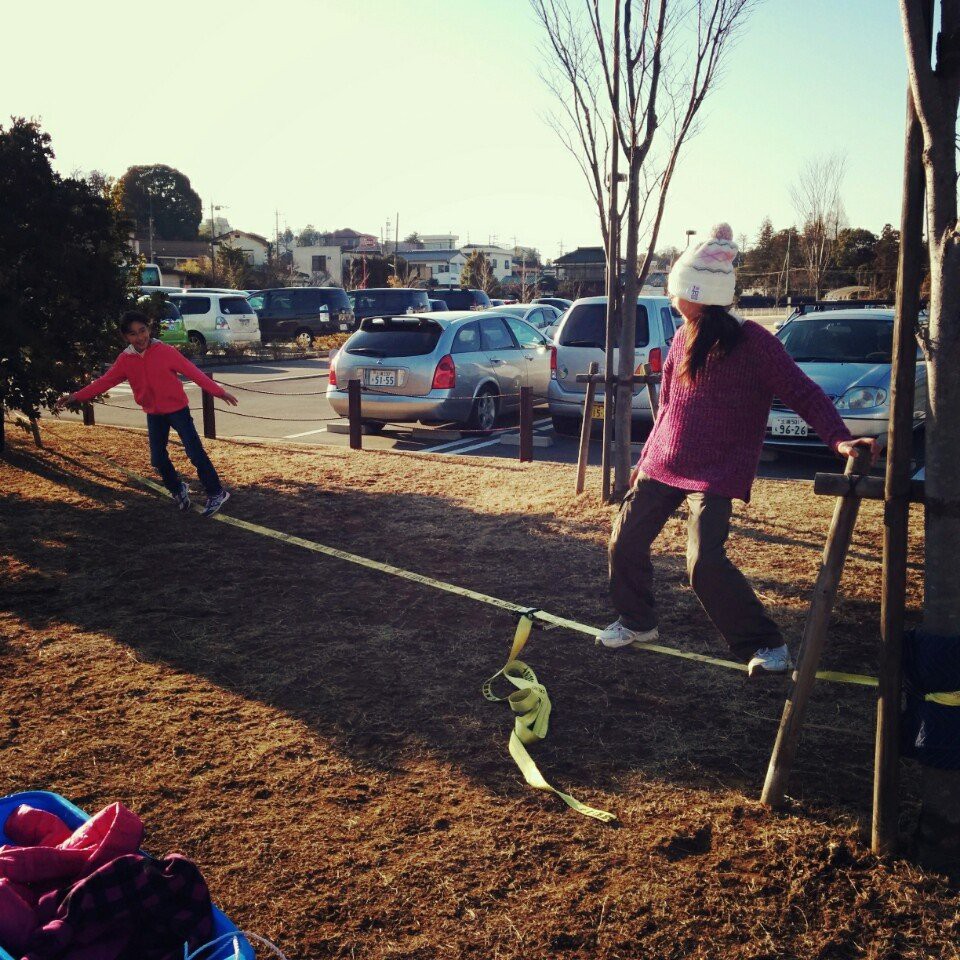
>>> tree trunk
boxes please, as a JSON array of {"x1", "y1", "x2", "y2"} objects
[
  {"x1": 916, "y1": 94, "x2": 960, "y2": 873},
  {"x1": 614, "y1": 155, "x2": 641, "y2": 499},
  {"x1": 29, "y1": 417, "x2": 42, "y2": 449}
]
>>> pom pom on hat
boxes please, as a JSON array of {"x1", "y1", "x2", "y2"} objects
[
  {"x1": 667, "y1": 223, "x2": 738, "y2": 306},
  {"x1": 711, "y1": 222, "x2": 733, "y2": 242}
]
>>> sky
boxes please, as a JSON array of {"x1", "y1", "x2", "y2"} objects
[{"x1": 2, "y1": 0, "x2": 909, "y2": 262}]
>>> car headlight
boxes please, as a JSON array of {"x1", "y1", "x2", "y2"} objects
[{"x1": 836, "y1": 386, "x2": 887, "y2": 410}]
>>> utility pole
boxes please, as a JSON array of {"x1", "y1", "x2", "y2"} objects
[
  {"x1": 395, "y1": 211, "x2": 400, "y2": 283},
  {"x1": 147, "y1": 191, "x2": 154, "y2": 262}
]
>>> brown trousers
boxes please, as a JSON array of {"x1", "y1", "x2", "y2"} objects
[{"x1": 609, "y1": 473, "x2": 781, "y2": 660}]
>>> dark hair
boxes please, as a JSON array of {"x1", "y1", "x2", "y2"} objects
[
  {"x1": 120, "y1": 310, "x2": 151, "y2": 335},
  {"x1": 677, "y1": 305, "x2": 742, "y2": 384}
]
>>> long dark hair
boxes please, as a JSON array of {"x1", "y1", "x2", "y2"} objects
[{"x1": 677, "y1": 305, "x2": 742, "y2": 384}]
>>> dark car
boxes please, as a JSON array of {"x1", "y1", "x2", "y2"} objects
[
  {"x1": 348, "y1": 287, "x2": 431, "y2": 321},
  {"x1": 429, "y1": 298, "x2": 449, "y2": 311},
  {"x1": 248, "y1": 287, "x2": 355, "y2": 344},
  {"x1": 430, "y1": 288, "x2": 491, "y2": 311}
]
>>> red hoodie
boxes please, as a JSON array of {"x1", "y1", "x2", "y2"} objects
[{"x1": 71, "y1": 340, "x2": 228, "y2": 415}]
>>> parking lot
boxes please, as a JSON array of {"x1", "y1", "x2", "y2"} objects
[{"x1": 48, "y1": 356, "x2": 854, "y2": 482}]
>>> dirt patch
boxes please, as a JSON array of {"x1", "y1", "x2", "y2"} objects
[{"x1": 0, "y1": 422, "x2": 954, "y2": 958}]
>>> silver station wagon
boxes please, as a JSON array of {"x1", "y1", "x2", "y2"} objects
[
  {"x1": 327, "y1": 311, "x2": 554, "y2": 432},
  {"x1": 766, "y1": 307, "x2": 927, "y2": 451}
]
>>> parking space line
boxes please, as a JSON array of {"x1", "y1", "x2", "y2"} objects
[{"x1": 284, "y1": 427, "x2": 333, "y2": 438}]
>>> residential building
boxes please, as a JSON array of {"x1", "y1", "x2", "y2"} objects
[
  {"x1": 460, "y1": 244, "x2": 515, "y2": 282},
  {"x1": 420, "y1": 233, "x2": 459, "y2": 250},
  {"x1": 400, "y1": 249, "x2": 466, "y2": 287},
  {"x1": 317, "y1": 227, "x2": 379, "y2": 252},
  {"x1": 292, "y1": 245, "x2": 345, "y2": 284},
  {"x1": 554, "y1": 246, "x2": 607, "y2": 283},
  {"x1": 218, "y1": 230, "x2": 270, "y2": 267}
]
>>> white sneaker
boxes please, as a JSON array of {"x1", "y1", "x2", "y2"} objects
[
  {"x1": 747, "y1": 644, "x2": 791, "y2": 677},
  {"x1": 175, "y1": 481, "x2": 191, "y2": 512},
  {"x1": 596, "y1": 619, "x2": 659, "y2": 649}
]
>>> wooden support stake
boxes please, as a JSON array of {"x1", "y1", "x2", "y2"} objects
[
  {"x1": 761, "y1": 446, "x2": 874, "y2": 808},
  {"x1": 347, "y1": 378, "x2": 362, "y2": 451},
  {"x1": 519, "y1": 386, "x2": 533, "y2": 463},
  {"x1": 874, "y1": 63, "x2": 927, "y2": 856},
  {"x1": 575, "y1": 361, "x2": 599, "y2": 494},
  {"x1": 641, "y1": 363, "x2": 659, "y2": 420},
  {"x1": 201, "y1": 391, "x2": 216, "y2": 440},
  {"x1": 82, "y1": 403, "x2": 95, "y2": 426}
]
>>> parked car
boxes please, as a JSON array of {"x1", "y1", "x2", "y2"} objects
[
  {"x1": 348, "y1": 287, "x2": 431, "y2": 322},
  {"x1": 247, "y1": 287, "x2": 354, "y2": 345},
  {"x1": 489, "y1": 298, "x2": 505, "y2": 306},
  {"x1": 137, "y1": 295, "x2": 188, "y2": 348},
  {"x1": 430, "y1": 288, "x2": 491, "y2": 311},
  {"x1": 429, "y1": 298, "x2": 449, "y2": 311},
  {"x1": 490, "y1": 302, "x2": 562, "y2": 332},
  {"x1": 533, "y1": 296, "x2": 573, "y2": 312},
  {"x1": 327, "y1": 311, "x2": 554, "y2": 433},
  {"x1": 167, "y1": 291, "x2": 261, "y2": 353},
  {"x1": 547, "y1": 295, "x2": 680, "y2": 435},
  {"x1": 765, "y1": 308, "x2": 925, "y2": 453}
]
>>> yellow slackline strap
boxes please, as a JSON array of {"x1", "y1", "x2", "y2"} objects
[
  {"x1": 925, "y1": 691, "x2": 960, "y2": 706},
  {"x1": 482, "y1": 616, "x2": 616, "y2": 823},
  {"x1": 53, "y1": 439, "x2": 881, "y2": 689}
]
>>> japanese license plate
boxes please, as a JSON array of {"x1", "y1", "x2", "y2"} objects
[
  {"x1": 368, "y1": 370, "x2": 397, "y2": 387},
  {"x1": 340, "y1": 323, "x2": 350, "y2": 331},
  {"x1": 771, "y1": 416, "x2": 808, "y2": 437},
  {"x1": 591, "y1": 401, "x2": 605, "y2": 420}
]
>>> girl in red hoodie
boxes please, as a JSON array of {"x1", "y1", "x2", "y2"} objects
[{"x1": 56, "y1": 311, "x2": 239, "y2": 517}]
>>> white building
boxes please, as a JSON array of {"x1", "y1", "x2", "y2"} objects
[
  {"x1": 460, "y1": 244, "x2": 515, "y2": 282},
  {"x1": 401, "y1": 249, "x2": 466, "y2": 286},
  {"x1": 419, "y1": 233, "x2": 460, "y2": 251},
  {"x1": 217, "y1": 230, "x2": 270, "y2": 267},
  {"x1": 292, "y1": 245, "x2": 344, "y2": 285}
]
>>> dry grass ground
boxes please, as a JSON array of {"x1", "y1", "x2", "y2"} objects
[{"x1": 1, "y1": 421, "x2": 956, "y2": 959}]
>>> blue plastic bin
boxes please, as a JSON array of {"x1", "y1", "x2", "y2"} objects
[{"x1": 0, "y1": 791, "x2": 254, "y2": 960}]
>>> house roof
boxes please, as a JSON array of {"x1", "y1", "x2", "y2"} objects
[
  {"x1": 400, "y1": 249, "x2": 464, "y2": 263},
  {"x1": 555, "y1": 246, "x2": 606, "y2": 265},
  {"x1": 221, "y1": 230, "x2": 270, "y2": 246}
]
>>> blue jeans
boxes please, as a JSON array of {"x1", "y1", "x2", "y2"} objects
[{"x1": 146, "y1": 406, "x2": 222, "y2": 497}]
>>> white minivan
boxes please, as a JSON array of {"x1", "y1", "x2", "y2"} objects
[{"x1": 168, "y1": 292, "x2": 261, "y2": 353}]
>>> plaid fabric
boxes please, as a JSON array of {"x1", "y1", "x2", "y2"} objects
[{"x1": 23, "y1": 853, "x2": 212, "y2": 960}]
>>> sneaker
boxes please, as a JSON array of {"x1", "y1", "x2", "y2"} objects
[
  {"x1": 596, "y1": 619, "x2": 659, "y2": 649},
  {"x1": 202, "y1": 489, "x2": 231, "y2": 518},
  {"x1": 174, "y1": 481, "x2": 191, "y2": 512},
  {"x1": 747, "y1": 644, "x2": 791, "y2": 677}
]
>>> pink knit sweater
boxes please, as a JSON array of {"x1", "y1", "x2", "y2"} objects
[{"x1": 639, "y1": 320, "x2": 852, "y2": 501}]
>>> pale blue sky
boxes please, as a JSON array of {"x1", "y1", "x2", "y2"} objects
[{"x1": 2, "y1": 1, "x2": 906, "y2": 260}]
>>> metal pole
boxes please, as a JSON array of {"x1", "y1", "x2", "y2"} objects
[
  {"x1": 348, "y1": 379, "x2": 362, "y2": 450},
  {"x1": 873, "y1": 0, "x2": 931, "y2": 856},
  {"x1": 575, "y1": 361, "x2": 599, "y2": 494}
]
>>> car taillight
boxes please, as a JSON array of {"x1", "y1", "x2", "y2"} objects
[
  {"x1": 329, "y1": 350, "x2": 338, "y2": 387},
  {"x1": 432, "y1": 354, "x2": 456, "y2": 390},
  {"x1": 550, "y1": 346, "x2": 558, "y2": 380},
  {"x1": 647, "y1": 347, "x2": 662, "y2": 373}
]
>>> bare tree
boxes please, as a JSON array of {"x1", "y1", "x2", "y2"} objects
[
  {"x1": 532, "y1": 0, "x2": 755, "y2": 495},
  {"x1": 790, "y1": 152, "x2": 847, "y2": 299},
  {"x1": 900, "y1": 0, "x2": 960, "y2": 870}
]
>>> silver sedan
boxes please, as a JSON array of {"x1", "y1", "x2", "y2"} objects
[{"x1": 327, "y1": 311, "x2": 554, "y2": 432}]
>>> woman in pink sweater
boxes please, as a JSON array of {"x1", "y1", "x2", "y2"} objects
[
  {"x1": 600, "y1": 224, "x2": 878, "y2": 675},
  {"x1": 55, "y1": 311, "x2": 239, "y2": 517}
]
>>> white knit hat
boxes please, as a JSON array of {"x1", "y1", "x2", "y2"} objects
[{"x1": 667, "y1": 223, "x2": 738, "y2": 306}]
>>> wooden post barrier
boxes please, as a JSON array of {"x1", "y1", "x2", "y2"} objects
[
  {"x1": 347, "y1": 378, "x2": 362, "y2": 451},
  {"x1": 519, "y1": 386, "x2": 534, "y2": 463},
  {"x1": 201, "y1": 391, "x2": 216, "y2": 440},
  {"x1": 575, "y1": 361, "x2": 600, "y2": 494},
  {"x1": 761, "y1": 446, "x2": 874, "y2": 809},
  {"x1": 82, "y1": 403, "x2": 95, "y2": 427}
]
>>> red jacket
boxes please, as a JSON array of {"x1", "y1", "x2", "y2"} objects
[{"x1": 71, "y1": 340, "x2": 227, "y2": 415}]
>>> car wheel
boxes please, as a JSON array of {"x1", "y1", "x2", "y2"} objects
[
  {"x1": 551, "y1": 414, "x2": 582, "y2": 437},
  {"x1": 466, "y1": 387, "x2": 499, "y2": 435},
  {"x1": 188, "y1": 332, "x2": 207, "y2": 355},
  {"x1": 362, "y1": 420, "x2": 386, "y2": 435},
  {"x1": 294, "y1": 328, "x2": 314, "y2": 349}
]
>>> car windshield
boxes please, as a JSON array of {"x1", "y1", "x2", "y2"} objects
[
  {"x1": 557, "y1": 302, "x2": 649, "y2": 348},
  {"x1": 345, "y1": 317, "x2": 442, "y2": 357},
  {"x1": 778, "y1": 316, "x2": 894, "y2": 364}
]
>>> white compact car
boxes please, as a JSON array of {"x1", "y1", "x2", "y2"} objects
[{"x1": 168, "y1": 292, "x2": 262, "y2": 353}]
